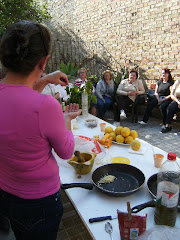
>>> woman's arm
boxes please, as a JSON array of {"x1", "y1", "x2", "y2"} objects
[
  {"x1": 95, "y1": 81, "x2": 104, "y2": 100},
  {"x1": 154, "y1": 83, "x2": 160, "y2": 101},
  {"x1": 39, "y1": 97, "x2": 81, "y2": 159},
  {"x1": 33, "y1": 71, "x2": 69, "y2": 93},
  {"x1": 116, "y1": 80, "x2": 128, "y2": 96},
  {"x1": 171, "y1": 81, "x2": 180, "y2": 104},
  {"x1": 137, "y1": 80, "x2": 145, "y2": 95}
]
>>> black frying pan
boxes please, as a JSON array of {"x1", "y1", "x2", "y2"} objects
[
  {"x1": 131, "y1": 173, "x2": 180, "y2": 213},
  {"x1": 61, "y1": 163, "x2": 145, "y2": 197}
]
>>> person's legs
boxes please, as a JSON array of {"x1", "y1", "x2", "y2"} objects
[
  {"x1": 103, "y1": 96, "x2": 112, "y2": 113},
  {"x1": 89, "y1": 93, "x2": 97, "y2": 116},
  {"x1": 159, "y1": 99, "x2": 172, "y2": 125},
  {"x1": 166, "y1": 101, "x2": 178, "y2": 125},
  {"x1": 97, "y1": 97, "x2": 105, "y2": 119},
  {"x1": 133, "y1": 95, "x2": 146, "y2": 122},
  {"x1": 116, "y1": 95, "x2": 133, "y2": 110},
  {"x1": 90, "y1": 106, "x2": 96, "y2": 115},
  {"x1": 0, "y1": 189, "x2": 11, "y2": 232},
  {"x1": 142, "y1": 96, "x2": 158, "y2": 123},
  {"x1": 0, "y1": 189, "x2": 63, "y2": 240},
  {"x1": 116, "y1": 95, "x2": 133, "y2": 121},
  {"x1": 161, "y1": 101, "x2": 178, "y2": 133}
]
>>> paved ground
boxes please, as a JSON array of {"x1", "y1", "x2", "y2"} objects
[{"x1": 1, "y1": 112, "x2": 180, "y2": 239}]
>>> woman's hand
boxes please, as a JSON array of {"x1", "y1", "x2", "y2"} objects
[
  {"x1": 102, "y1": 98, "x2": 105, "y2": 104},
  {"x1": 128, "y1": 91, "x2": 137, "y2": 96},
  {"x1": 106, "y1": 80, "x2": 110, "y2": 85},
  {"x1": 44, "y1": 71, "x2": 69, "y2": 86},
  {"x1": 64, "y1": 104, "x2": 82, "y2": 119},
  {"x1": 33, "y1": 71, "x2": 69, "y2": 93},
  {"x1": 64, "y1": 104, "x2": 82, "y2": 130}
]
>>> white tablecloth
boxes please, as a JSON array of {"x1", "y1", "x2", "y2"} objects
[{"x1": 54, "y1": 114, "x2": 180, "y2": 240}]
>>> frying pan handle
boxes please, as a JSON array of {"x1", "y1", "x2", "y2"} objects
[
  {"x1": 131, "y1": 199, "x2": 156, "y2": 213},
  {"x1": 89, "y1": 216, "x2": 112, "y2": 223},
  {"x1": 61, "y1": 183, "x2": 93, "y2": 190}
]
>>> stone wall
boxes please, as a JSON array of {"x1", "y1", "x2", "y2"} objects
[{"x1": 45, "y1": 0, "x2": 180, "y2": 80}]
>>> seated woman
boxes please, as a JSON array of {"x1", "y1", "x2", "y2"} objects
[
  {"x1": 74, "y1": 67, "x2": 96, "y2": 115},
  {"x1": 41, "y1": 71, "x2": 73, "y2": 101},
  {"x1": 95, "y1": 70, "x2": 114, "y2": 119},
  {"x1": 139, "y1": 68, "x2": 174, "y2": 130},
  {"x1": 74, "y1": 68, "x2": 88, "y2": 88},
  {"x1": 116, "y1": 69, "x2": 145, "y2": 123},
  {"x1": 161, "y1": 79, "x2": 180, "y2": 133}
]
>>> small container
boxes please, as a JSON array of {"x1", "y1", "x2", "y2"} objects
[
  {"x1": 85, "y1": 119, "x2": 97, "y2": 128},
  {"x1": 153, "y1": 154, "x2": 164, "y2": 168},
  {"x1": 68, "y1": 152, "x2": 97, "y2": 174},
  {"x1": 100, "y1": 123, "x2": 106, "y2": 132}
]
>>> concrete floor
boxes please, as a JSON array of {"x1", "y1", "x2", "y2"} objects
[{"x1": 1, "y1": 112, "x2": 180, "y2": 239}]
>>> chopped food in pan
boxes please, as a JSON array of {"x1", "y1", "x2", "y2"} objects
[{"x1": 98, "y1": 174, "x2": 116, "y2": 184}]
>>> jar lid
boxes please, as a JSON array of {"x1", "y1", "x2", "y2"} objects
[{"x1": 168, "y1": 152, "x2": 176, "y2": 161}]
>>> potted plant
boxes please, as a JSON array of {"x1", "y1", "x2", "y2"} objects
[{"x1": 65, "y1": 80, "x2": 97, "y2": 109}]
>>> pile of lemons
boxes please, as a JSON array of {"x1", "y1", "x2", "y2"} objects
[{"x1": 105, "y1": 126, "x2": 141, "y2": 150}]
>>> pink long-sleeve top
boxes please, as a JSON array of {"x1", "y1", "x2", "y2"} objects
[{"x1": 0, "y1": 82, "x2": 74, "y2": 199}]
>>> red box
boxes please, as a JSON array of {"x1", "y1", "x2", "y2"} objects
[{"x1": 117, "y1": 210, "x2": 147, "y2": 240}]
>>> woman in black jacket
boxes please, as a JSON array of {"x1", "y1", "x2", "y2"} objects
[{"x1": 138, "y1": 68, "x2": 174, "y2": 130}]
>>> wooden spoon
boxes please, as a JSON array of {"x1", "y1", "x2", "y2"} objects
[{"x1": 74, "y1": 151, "x2": 85, "y2": 163}]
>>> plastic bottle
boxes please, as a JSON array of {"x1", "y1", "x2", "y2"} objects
[
  {"x1": 154, "y1": 152, "x2": 180, "y2": 227},
  {"x1": 81, "y1": 92, "x2": 88, "y2": 116}
]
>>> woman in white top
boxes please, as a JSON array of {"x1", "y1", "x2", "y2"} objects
[
  {"x1": 161, "y1": 80, "x2": 180, "y2": 133},
  {"x1": 116, "y1": 69, "x2": 145, "y2": 121},
  {"x1": 40, "y1": 71, "x2": 72, "y2": 101}
]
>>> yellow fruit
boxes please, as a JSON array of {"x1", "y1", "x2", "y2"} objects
[
  {"x1": 131, "y1": 140, "x2": 141, "y2": 151},
  {"x1": 115, "y1": 126, "x2": 123, "y2": 135},
  {"x1": 109, "y1": 132, "x2": 116, "y2": 141},
  {"x1": 112, "y1": 157, "x2": 130, "y2": 164},
  {"x1": 121, "y1": 127, "x2": 130, "y2": 137},
  {"x1": 105, "y1": 126, "x2": 114, "y2": 134},
  {"x1": 130, "y1": 130, "x2": 138, "y2": 139},
  {"x1": 116, "y1": 135, "x2": 124, "y2": 143},
  {"x1": 124, "y1": 136, "x2": 134, "y2": 144}
]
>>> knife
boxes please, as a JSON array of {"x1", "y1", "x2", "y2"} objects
[{"x1": 89, "y1": 215, "x2": 117, "y2": 223}]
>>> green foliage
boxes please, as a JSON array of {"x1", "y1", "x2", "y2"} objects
[
  {"x1": 87, "y1": 75, "x2": 100, "y2": 86},
  {"x1": 0, "y1": 0, "x2": 51, "y2": 38},
  {"x1": 65, "y1": 81, "x2": 97, "y2": 109},
  {"x1": 113, "y1": 67, "x2": 129, "y2": 92},
  {"x1": 60, "y1": 62, "x2": 79, "y2": 80}
]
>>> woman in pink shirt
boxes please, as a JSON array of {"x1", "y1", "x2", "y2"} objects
[{"x1": 0, "y1": 20, "x2": 81, "y2": 239}]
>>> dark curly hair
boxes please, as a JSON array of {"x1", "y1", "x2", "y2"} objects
[
  {"x1": 129, "y1": 69, "x2": 138, "y2": 79},
  {"x1": 0, "y1": 20, "x2": 51, "y2": 75},
  {"x1": 162, "y1": 68, "x2": 173, "y2": 83}
]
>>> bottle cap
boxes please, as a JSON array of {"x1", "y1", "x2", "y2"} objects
[{"x1": 167, "y1": 152, "x2": 176, "y2": 161}]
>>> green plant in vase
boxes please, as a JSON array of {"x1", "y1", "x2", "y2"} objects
[
  {"x1": 65, "y1": 80, "x2": 97, "y2": 109},
  {"x1": 87, "y1": 75, "x2": 99, "y2": 88},
  {"x1": 59, "y1": 62, "x2": 79, "y2": 81}
]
